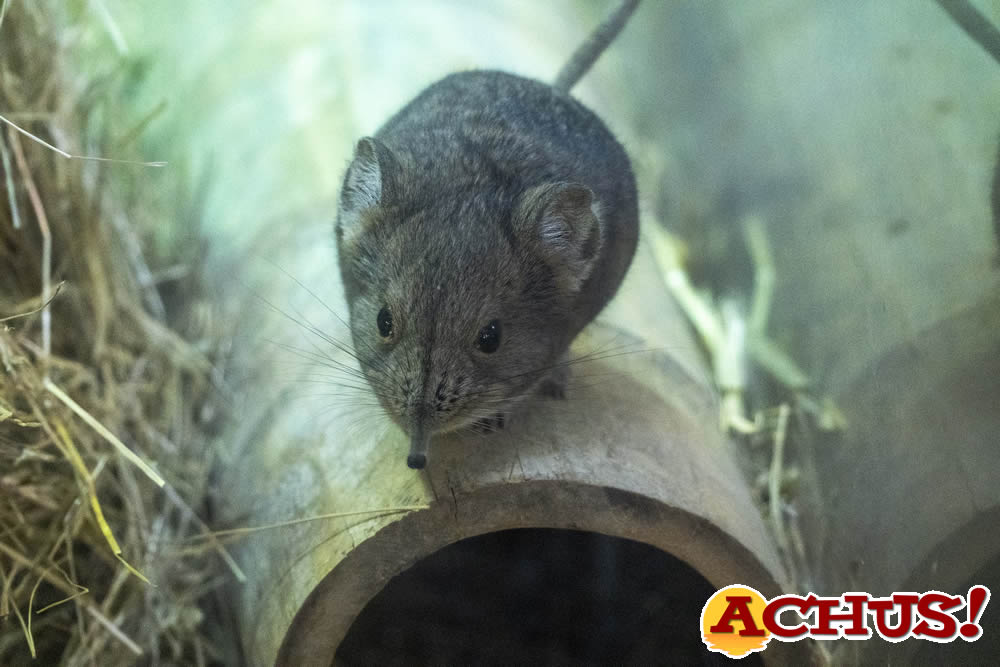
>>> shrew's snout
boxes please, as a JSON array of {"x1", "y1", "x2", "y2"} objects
[
  {"x1": 407, "y1": 411, "x2": 430, "y2": 469},
  {"x1": 400, "y1": 368, "x2": 466, "y2": 469}
]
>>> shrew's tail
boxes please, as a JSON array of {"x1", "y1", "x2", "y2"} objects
[{"x1": 553, "y1": 0, "x2": 640, "y2": 93}]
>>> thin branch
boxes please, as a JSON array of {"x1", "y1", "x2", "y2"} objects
[
  {"x1": 0, "y1": 281, "x2": 65, "y2": 324},
  {"x1": 187, "y1": 506, "x2": 430, "y2": 542},
  {"x1": 85, "y1": 606, "x2": 142, "y2": 656},
  {"x1": 44, "y1": 377, "x2": 166, "y2": 488},
  {"x1": 769, "y1": 404, "x2": 796, "y2": 585},
  {"x1": 0, "y1": 131, "x2": 21, "y2": 229},
  {"x1": 8, "y1": 129, "x2": 52, "y2": 358},
  {"x1": 88, "y1": 0, "x2": 129, "y2": 55},
  {"x1": 935, "y1": 0, "x2": 1000, "y2": 66},
  {"x1": 0, "y1": 114, "x2": 165, "y2": 167},
  {"x1": 161, "y1": 484, "x2": 247, "y2": 584},
  {"x1": 0, "y1": 541, "x2": 142, "y2": 656}
]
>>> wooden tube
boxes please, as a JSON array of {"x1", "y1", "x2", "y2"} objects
[{"x1": 220, "y1": 242, "x2": 799, "y2": 665}]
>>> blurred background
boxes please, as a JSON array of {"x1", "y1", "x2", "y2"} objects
[{"x1": 1, "y1": 1, "x2": 998, "y2": 664}]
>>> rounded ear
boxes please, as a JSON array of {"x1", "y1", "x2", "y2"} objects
[
  {"x1": 514, "y1": 182, "x2": 603, "y2": 292},
  {"x1": 336, "y1": 137, "x2": 398, "y2": 248}
]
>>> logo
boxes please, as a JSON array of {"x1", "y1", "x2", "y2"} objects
[{"x1": 700, "y1": 584, "x2": 990, "y2": 659}]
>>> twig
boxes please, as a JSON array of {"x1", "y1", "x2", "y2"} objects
[
  {"x1": 742, "y1": 215, "x2": 775, "y2": 336},
  {"x1": 717, "y1": 300, "x2": 758, "y2": 434},
  {"x1": 716, "y1": 300, "x2": 747, "y2": 391},
  {"x1": 110, "y1": 210, "x2": 166, "y2": 321},
  {"x1": 161, "y1": 484, "x2": 247, "y2": 583},
  {"x1": 0, "y1": 562, "x2": 35, "y2": 657},
  {"x1": 769, "y1": 404, "x2": 796, "y2": 584},
  {"x1": 115, "y1": 100, "x2": 168, "y2": 151},
  {"x1": 648, "y1": 226, "x2": 724, "y2": 352},
  {"x1": 35, "y1": 584, "x2": 90, "y2": 614},
  {"x1": 0, "y1": 281, "x2": 65, "y2": 324},
  {"x1": 187, "y1": 506, "x2": 430, "y2": 542},
  {"x1": 85, "y1": 606, "x2": 142, "y2": 656},
  {"x1": 0, "y1": 114, "x2": 165, "y2": 167},
  {"x1": 741, "y1": 215, "x2": 812, "y2": 389},
  {"x1": 935, "y1": 0, "x2": 1000, "y2": 66},
  {"x1": 43, "y1": 377, "x2": 166, "y2": 487},
  {"x1": 8, "y1": 129, "x2": 51, "y2": 358},
  {"x1": 747, "y1": 336, "x2": 810, "y2": 390},
  {"x1": 0, "y1": 542, "x2": 142, "y2": 656},
  {"x1": 0, "y1": 132, "x2": 21, "y2": 229},
  {"x1": 88, "y1": 0, "x2": 129, "y2": 55},
  {"x1": 50, "y1": 420, "x2": 151, "y2": 584},
  {"x1": 27, "y1": 573, "x2": 44, "y2": 654}
]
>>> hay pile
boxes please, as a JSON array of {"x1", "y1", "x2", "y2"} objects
[{"x1": 0, "y1": 2, "x2": 230, "y2": 664}]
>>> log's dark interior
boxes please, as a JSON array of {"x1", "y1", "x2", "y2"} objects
[
  {"x1": 336, "y1": 529, "x2": 756, "y2": 667},
  {"x1": 909, "y1": 554, "x2": 1000, "y2": 667}
]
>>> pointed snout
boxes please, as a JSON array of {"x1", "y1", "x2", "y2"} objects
[{"x1": 407, "y1": 422, "x2": 430, "y2": 469}]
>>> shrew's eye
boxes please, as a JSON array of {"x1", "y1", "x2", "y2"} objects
[
  {"x1": 377, "y1": 306, "x2": 394, "y2": 339},
  {"x1": 476, "y1": 320, "x2": 501, "y2": 354}
]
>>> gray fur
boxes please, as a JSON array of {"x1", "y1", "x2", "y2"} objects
[{"x1": 335, "y1": 4, "x2": 640, "y2": 469}]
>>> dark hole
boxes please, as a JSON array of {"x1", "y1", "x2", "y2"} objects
[
  {"x1": 910, "y1": 553, "x2": 1000, "y2": 667},
  {"x1": 335, "y1": 528, "x2": 759, "y2": 666}
]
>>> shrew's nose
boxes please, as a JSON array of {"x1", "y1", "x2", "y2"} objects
[{"x1": 407, "y1": 420, "x2": 430, "y2": 469}]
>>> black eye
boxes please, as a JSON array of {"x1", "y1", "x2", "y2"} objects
[
  {"x1": 476, "y1": 320, "x2": 501, "y2": 353},
  {"x1": 377, "y1": 306, "x2": 394, "y2": 339}
]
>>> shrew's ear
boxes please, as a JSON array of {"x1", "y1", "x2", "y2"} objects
[
  {"x1": 514, "y1": 182, "x2": 603, "y2": 292},
  {"x1": 336, "y1": 137, "x2": 399, "y2": 248}
]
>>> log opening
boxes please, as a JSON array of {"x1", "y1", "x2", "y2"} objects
[{"x1": 335, "y1": 527, "x2": 764, "y2": 666}]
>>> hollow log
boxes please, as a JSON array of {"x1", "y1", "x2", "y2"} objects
[{"x1": 219, "y1": 240, "x2": 799, "y2": 665}]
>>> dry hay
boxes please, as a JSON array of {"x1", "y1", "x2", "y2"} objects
[{"x1": 1, "y1": 2, "x2": 231, "y2": 664}]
